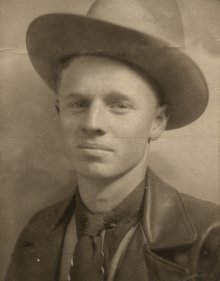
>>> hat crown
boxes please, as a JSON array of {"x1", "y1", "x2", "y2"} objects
[{"x1": 87, "y1": 0, "x2": 184, "y2": 47}]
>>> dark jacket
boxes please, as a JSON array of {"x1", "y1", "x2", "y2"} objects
[{"x1": 5, "y1": 170, "x2": 220, "y2": 281}]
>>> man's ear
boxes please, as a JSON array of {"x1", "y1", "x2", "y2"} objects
[
  {"x1": 150, "y1": 104, "x2": 170, "y2": 141},
  {"x1": 55, "y1": 99, "x2": 60, "y2": 114}
]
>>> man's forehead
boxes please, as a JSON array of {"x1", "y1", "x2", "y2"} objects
[
  {"x1": 60, "y1": 55, "x2": 140, "y2": 74},
  {"x1": 58, "y1": 55, "x2": 163, "y2": 102}
]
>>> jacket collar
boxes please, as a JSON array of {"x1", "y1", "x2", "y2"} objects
[
  {"x1": 142, "y1": 168, "x2": 197, "y2": 250},
  {"x1": 51, "y1": 168, "x2": 197, "y2": 250}
]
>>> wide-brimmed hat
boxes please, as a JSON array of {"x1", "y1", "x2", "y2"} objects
[{"x1": 26, "y1": 0, "x2": 208, "y2": 130}]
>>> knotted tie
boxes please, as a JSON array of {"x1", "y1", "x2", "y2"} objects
[{"x1": 69, "y1": 213, "x2": 108, "y2": 281}]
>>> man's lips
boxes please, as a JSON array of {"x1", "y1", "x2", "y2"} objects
[{"x1": 78, "y1": 143, "x2": 113, "y2": 151}]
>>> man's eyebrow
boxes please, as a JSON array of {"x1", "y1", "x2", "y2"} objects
[
  {"x1": 105, "y1": 91, "x2": 135, "y2": 103},
  {"x1": 61, "y1": 91, "x2": 136, "y2": 104},
  {"x1": 61, "y1": 92, "x2": 88, "y2": 100}
]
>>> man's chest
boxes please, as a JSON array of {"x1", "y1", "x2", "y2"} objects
[{"x1": 59, "y1": 215, "x2": 188, "y2": 281}]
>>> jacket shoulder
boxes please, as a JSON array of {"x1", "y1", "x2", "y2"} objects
[
  {"x1": 178, "y1": 191, "x2": 220, "y2": 231},
  {"x1": 15, "y1": 196, "x2": 73, "y2": 249}
]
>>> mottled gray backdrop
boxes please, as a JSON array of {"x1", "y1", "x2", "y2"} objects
[{"x1": 0, "y1": 0, "x2": 220, "y2": 279}]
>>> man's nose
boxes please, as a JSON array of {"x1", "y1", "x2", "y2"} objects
[{"x1": 82, "y1": 102, "x2": 107, "y2": 135}]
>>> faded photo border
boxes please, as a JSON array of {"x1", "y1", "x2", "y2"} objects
[{"x1": 0, "y1": 0, "x2": 219, "y2": 280}]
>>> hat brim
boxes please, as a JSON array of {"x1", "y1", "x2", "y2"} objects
[{"x1": 26, "y1": 13, "x2": 208, "y2": 130}]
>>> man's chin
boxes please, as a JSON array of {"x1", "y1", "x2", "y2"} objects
[{"x1": 74, "y1": 162, "x2": 119, "y2": 180}]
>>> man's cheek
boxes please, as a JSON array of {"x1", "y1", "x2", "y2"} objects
[{"x1": 63, "y1": 139, "x2": 77, "y2": 157}]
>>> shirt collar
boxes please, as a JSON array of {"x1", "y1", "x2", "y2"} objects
[{"x1": 75, "y1": 178, "x2": 145, "y2": 238}]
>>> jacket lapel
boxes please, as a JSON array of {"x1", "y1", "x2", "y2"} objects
[
  {"x1": 114, "y1": 225, "x2": 189, "y2": 281},
  {"x1": 143, "y1": 168, "x2": 197, "y2": 250},
  {"x1": 115, "y1": 169, "x2": 197, "y2": 281}
]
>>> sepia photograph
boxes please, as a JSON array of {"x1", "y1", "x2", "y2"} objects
[{"x1": 0, "y1": 0, "x2": 220, "y2": 280}]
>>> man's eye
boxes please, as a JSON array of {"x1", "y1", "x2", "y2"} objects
[
  {"x1": 68, "y1": 101, "x2": 87, "y2": 111},
  {"x1": 110, "y1": 103, "x2": 131, "y2": 112}
]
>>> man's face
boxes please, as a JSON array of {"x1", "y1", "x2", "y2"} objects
[{"x1": 58, "y1": 56, "x2": 165, "y2": 180}]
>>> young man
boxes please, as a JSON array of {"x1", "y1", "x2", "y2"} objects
[{"x1": 6, "y1": 0, "x2": 220, "y2": 280}]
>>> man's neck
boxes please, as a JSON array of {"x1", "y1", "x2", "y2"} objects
[{"x1": 77, "y1": 161, "x2": 148, "y2": 213}]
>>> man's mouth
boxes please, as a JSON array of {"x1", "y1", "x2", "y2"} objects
[{"x1": 78, "y1": 143, "x2": 113, "y2": 151}]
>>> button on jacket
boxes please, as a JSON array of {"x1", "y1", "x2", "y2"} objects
[{"x1": 5, "y1": 169, "x2": 220, "y2": 281}]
